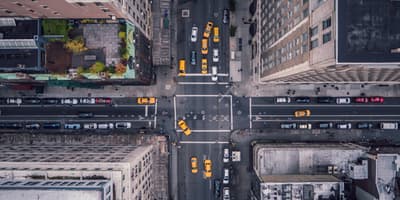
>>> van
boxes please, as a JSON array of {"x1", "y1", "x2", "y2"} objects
[
  {"x1": 211, "y1": 66, "x2": 218, "y2": 81},
  {"x1": 380, "y1": 122, "x2": 398, "y2": 130},
  {"x1": 213, "y1": 27, "x2": 220, "y2": 43},
  {"x1": 201, "y1": 39, "x2": 208, "y2": 55},
  {"x1": 178, "y1": 59, "x2": 186, "y2": 76}
]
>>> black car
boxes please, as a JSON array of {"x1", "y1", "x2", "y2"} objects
[
  {"x1": 317, "y1": 97, "x2": 334, "y2": 103},
  {"x1": 190, "y1": 51, "x2": 197, "y2": 65},
  {"x1": 5, "y1": 123, "x2": 23, "y2": 129},
  {"x1": 223, "y1": 9, "x2": 229, "y2": 24},
  {"x1": 214, "y1": 179, "x2": 221, "y2": 198},
  {"x1": 42, "y1": 98, "x2": 59, "y2": 104},
  {"x1": 25, "y1": 123, "x2": 41, "y2": 129},
  {"x1": 43, "y1": 122, "x2": 61, "y2": 129},
  {"x1": 280, "y1": 123, "x2": 297, "y2": 129},
  {"x1": 357, "y1": 122, "x2": 373, "y2": 129},
  {"x1": 78, "y1": 112, "x2": 94, "y2": 118},
  {"x1": 295, "y1": 97, "x2": 311, "y2": 103},
  {"x1": 23, "y1": 98, "x2": 41, "y2": 104},
  {"x1": 318, "y1": 122, "x2": 333, "y2": 129}
]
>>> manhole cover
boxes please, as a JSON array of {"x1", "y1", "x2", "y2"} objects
[{"x1": 182, "y1": 9, "x2": 190, "y2": 18}]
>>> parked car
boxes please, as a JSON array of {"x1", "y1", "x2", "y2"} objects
[
  {"x1": 380, "y1": 122, "x2": 398, "y2": 130},
  {"x1": 295, "y1": 97, "x2": 311, "y2": 103},
  {"x1": 223, "y1": 9, "x2": 229, "y2": 24},
  {"x1": 336, "y1": 97, "x2": 351, "y2": 104},
  {"x1": 298, "y1": 123, "x2": 312, "y2": 129},
  {"x1": 190, "y1": 50, "x2": 197, "y2": 65},
  {"x1": 5, "y1": 122, "x2": 23, "y2": 129},
  {"x1": 25, "y1": 123, "x2": 40, "y2": 129},
  {"x1": 191, "y1": 26, "x2": 198, "y2": 42},
  {"x1": 0, "y1": 98, "x2": 6, "y2": 104},
  {"x1": 354, "y1": 97, "x2": 368, "y2": 103},
  {"x1": 214, "y1": 179, "x2": 221, "y2": 198},
  {"x1": 318, "y1": 122, "x2": 333, "y2": 129},
  {"x1": 213, "y1": 49, "x2": 219, "y2": 62},
  {"x1": 61, "y1": 98, "x2": 78, "y2": 105},
  {"x1": 6, "y1": 98, "x2": 22, "y2": 105},
  {"x1": 223, "y1": 168, "x2": 229, "y2": 184},
  {"x1": 78, "y1": 112, "x2": 94, "y2": 118},
  {"x1": 357, "y1": 122, "x2": 373, "y2": 129},
  {"x1": 98, "y1": 123, "x2": 114, "y2": 129},
  {"x1": 43, "y1": 122, "x2": 61, "y2": 129},
  {"x1": 294, "y1": 110, "x2": 311, "y2": 117},
  {"x1": 317, "y1": 97, "x2": 334, "y2": 103},
  {"x1": 83, "y1": 123, "x2": 97, "y2": 129},
  {"x1": 23, "y1": 98, "x2": 41, "y2": 104},
  {"x1": 42, "y1": 98, "x2": 59, "y2": 104},
  {"x1": 64, "y1": 123, "x2": 81, "y2": 129},
  {"x1": 115, "y1": 122, "x2": 132, "y2": 129},
  {"x1": 95, "y1": 98, "x2": 112, "y2": 104},
  {"x1": 223, "y1": 187, "x2": 230, "y2": 200},
  {"x1": 79, "y1": 98, "x2": 95, "y2": 104},
  {"x1": 370, "y1": 96, "x2": 384, "y2": 103},
  {"x1": 223, "y1": 148, "x2": 229, "y2": 163},
  {"x1": 280, "y1": 123, "x2": 297, "y2": 129},
  {"x1": 275, "y1": 97, "x2": 291, "y2": 103},
  {"x1": 336, "y1": 122, "x2": 352, "y2": 129}
]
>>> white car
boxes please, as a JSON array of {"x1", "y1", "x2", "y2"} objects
[
  {"x1": 336, "y1": 97, "x2": 351, "y2": 104},
  {"x1": 275, "y1": 97, "x2": 291, "y2": 103},
  {"x1": 83, "y1": 123, "x2": 97, "y2": 129},
  {"x1": 79, "y1": 98, "x2": 95, "y2": 104},
  {"x1": 223, "y1": 148, "x2": 229, "y2": 163},
  {"x1": 212, "y1": 49, "x2": 219, "y2": 62},
  {"x1": 6, "y1": 98, "x2": 22, "y2": 105},
  {"x1": 211, "y1": 66, "x2": 218, "y2": 81},
  {"x1": 298, "y1": 123, "x2": 312, "y2": 129},
  {"x1": 191, "y1": 26, "x2": 198, "y2": 42},
  {"x1": 116, "y1": 122, "x2": 132, "y2": 129},
  {"x1": 223, "y1": 168, "x2": 229, "y2": 184},
  {"x1": 61, "y1": 98, "x2": 78, "y2": 105},
  {"x1": 223, "y1": 187, "x2": 230, "y2": 200}
]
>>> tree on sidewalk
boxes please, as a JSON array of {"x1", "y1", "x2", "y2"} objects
[
  {"x1": 230, "y1": 25, "x2": 237, "y2": 37},
  {"x1": 229, "y1": 0, "x2": 236, "y2": 12}
]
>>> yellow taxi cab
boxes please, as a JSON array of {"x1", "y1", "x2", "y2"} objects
[
  {"x1": 201, "y1": 39, "x2": 208, "y2": 55},
  {"x1": 203, "y1": 21, "x2": 214, "y2": 38},
  {"x1": 201, "y1": 58, "x2": 208, "y2": 74},
  {"x1": 177, "y1": 119, "x2": 191, "y2": 136},
  {"x1": 191, "y1": 157, "x2": 198, "y2": 174},
  {"x1": 178, "y1": 59, "x2": 186, "y2": 76},
  {"x1": 294, "y1": 109, "x2": 311, "y2": 117},
  {"x1": 137, "y1": 97, "x2": 156, "y2": 105},
  {"x1": 203, "y1": 159, "x2": 212, "y2": 178},
  {"x1": 213, "y1": 27, "x2": 220, "y2": 43}
]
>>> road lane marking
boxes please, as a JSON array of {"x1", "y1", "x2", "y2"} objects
[
  {"x1": 145, "y1": 106, "x2": 148, "y2": 117},
  {"x1": 173, "y1": 96, "x2": 177, "y2": 129},
  {"x1": 177, "y1": 73, "x2": 229, "y2": 77},
  {"x1": 253, "y1": 119, "x2": 400, "y2": 122},
  {"x1": 176, "y1": 94, "x2": 232, "y2": 97},
  {"x1": 154, "y1": 100, "x2": 158, "y2": 129},
  {"x1": 179, "y1": 141, "x2": 229, "y2": 144},
  {"x1": 251, "y1": 104, "x2": 400, "y2": 107},
  {"x1": 177, "y1": 82, "x2": 230, "y2": 85},
  {"x1": 230, "y1": 96, "x2": 233, "y2": 130},
  {"x1": 176, "y1": 129, "x2": 231, "y2": 133},
  {"x1": 252, "y1": 114, "x2": 400, "y2": 117},
  {"x1": 249, "y1": 97, "x2": 252, "y2": 129}
]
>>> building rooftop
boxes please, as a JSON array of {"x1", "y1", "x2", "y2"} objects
[
  {"x1": 0, "y1": 179, "x2": 110, "y2": 190},
  {"x1": 337, "y1": 0, "x2": 400, "y2": 63},
  {"x1": 254, "y1": 143, "x2": 368, "y2": 176},
  {"x1": 0, "y1": 145, "x2": 149, "y2": 163}
]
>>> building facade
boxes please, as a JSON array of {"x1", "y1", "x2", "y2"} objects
[
  {"x1": 254, "y1": 0, "x2": 400, "y2": 83},
  {"x1": 0, "y1": 145, "x2": 155, "y2": 200}
]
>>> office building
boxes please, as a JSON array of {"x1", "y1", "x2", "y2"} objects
[
  {"x1": 0, "y1": 145, "x2": 155, "y2": 200},
  {"x1": 253, "y1": 0, "x2": 400, "y2": 82}
]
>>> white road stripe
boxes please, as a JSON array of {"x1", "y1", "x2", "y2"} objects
[
  {"x1": 0, "y1": 119, "x2": 152, "y2": 122},
  {"x1": 253, "y1": 114, "x2": 400, "y2": 117},
  {"x1": 251, "y1": 104, "x2": 400, "y2": 107},
  {"x1": 145, "y1": 106, "x2": 148, "y2": 117},
  {"x1": 176, "y1": 94, "x2": 232, "y2": 97},
  {"x1": 179, "y1": 73, "x2": 229, "y2": 77},
  {"x1": 230, "y1": 96, "x2": 233, "y2": 130},
  {"x1": 154, "y1": 100, "x2": 158, "y2": 129},
  {"x1": 180, "y1": 141, "x2": 230, "y2": 144},
  {"x1": 177, "y1": 82, "x2": 230, "y2": 85},
  {"x1": 253, "y1": 119, "x2": 400, "y2": 122},
  {"x1": 173, "y1": 96, "x2": 177, "y2": 129},
  {"x1": 249, "y1": 97, "x2": 252, "y2": 129},
  {"x1": 176, "y1": 129, "x2": 231, "y2": 133}
]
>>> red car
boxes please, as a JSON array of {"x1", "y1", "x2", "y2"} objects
[
  {"x1": 354, "y1": 97, "x2": 368, "y2": 103},
  {"x1": 95, "y1": 98, "x2": 112, "y2": 104},
  {"x1": 370, "y1": 96, "x2": 384, "y2": 103}
]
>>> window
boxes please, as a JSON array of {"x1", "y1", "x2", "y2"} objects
[
  {"x1": 310, "y1": 26, "x2": 318, "y2": 37},
  {"x1": 14, "y1": 2, "x2": 23, "y2": 7},
  {"x1": 310, "y1": 39, "x2": 318, "y2": 49},
  {"x1": 76, "y1": 2, "x2": 85, "y2": 6},
  {"x1": 303, "y1": 0, "x2": 309, "y2": 4},
  {"x1": 41, "y1": 5, "x2": 48, "y2": 9},
  {"x1": 95, "y1": 2, "x2": 103, "y2": 6},
  {"x1": 323, "y1": 32, "x2": 331, "y2": 44},
  {"x1": 322, "y1": 17, "x2": 331, "y2": 29},
  {"x1": 102, "y1": 8, "x2": 110, "y2": 12},
  {"x1": 303, "y1": 8, "x2": 309, "y2": 18},
  {"x1": 302, "y1": 44, "x2": 308, "y2": 53}
]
